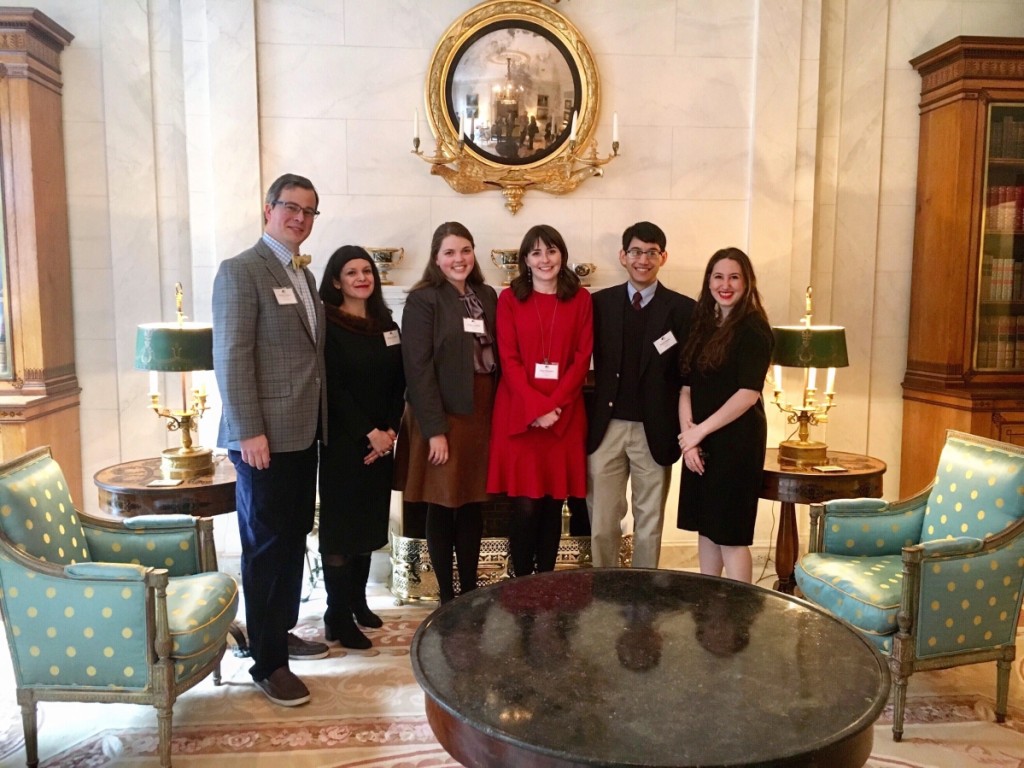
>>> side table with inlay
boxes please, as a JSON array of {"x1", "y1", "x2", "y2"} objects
[
  {"x1": 761, "y1": 448, "x2": 886, "y2": 594},
  {"x1": 94, "y1": 456, "x2": 236, "y2": 518}
]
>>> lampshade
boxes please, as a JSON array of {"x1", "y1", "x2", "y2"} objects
[
  {"x1": 135, "y1": 323, "x2": 213, "y2": 372},
  {"x1": 771, "y1": 326, "x2": 849, "y2": 369}
]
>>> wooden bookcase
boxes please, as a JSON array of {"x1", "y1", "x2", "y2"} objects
[
  {"x1": 902, "y1": 37, "x2": 1024, "y2": 496},
  {"x1": 0, "y1": 10, "x2": 81, "y2": 501}
]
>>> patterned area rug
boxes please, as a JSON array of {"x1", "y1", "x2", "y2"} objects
[{"x1": 1, "y1": 587, "x2": 1022, "y2": 767}]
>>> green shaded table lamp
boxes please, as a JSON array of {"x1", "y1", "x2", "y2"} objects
[{"x1": 135, "y1": 283, "x2": 214, "y2": 478}]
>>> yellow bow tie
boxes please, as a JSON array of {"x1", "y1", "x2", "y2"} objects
[{"x1": 291, "y1": 253, "x2": 312, "y2": 271}]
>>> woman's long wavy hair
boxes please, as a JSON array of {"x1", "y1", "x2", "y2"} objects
[
  {"x1": 409, "y1": 221, "x2": 486, "y2": 292},
  {"x1": 318, "y1": 245, "x2": 392, "y2": 325},
  {"x1": 679, "y1": 247, "x2": 769, "y2": 375},
  {"x1": 509, "y1": 224, "x2": 581, "y2": 301}
]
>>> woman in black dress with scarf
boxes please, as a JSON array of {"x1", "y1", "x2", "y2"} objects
[
  {"x1": 676, "y1": 247, "x2": 772, "y2": 583},
  {"x1": 318, "y1": 246, "x2": 405, "y2": 648}
]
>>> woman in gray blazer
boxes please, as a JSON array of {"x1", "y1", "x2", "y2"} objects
[{"x1": 395, "y1": 222, "x2": 498, "y2": 604}]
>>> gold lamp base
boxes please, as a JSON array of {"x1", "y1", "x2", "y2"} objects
[
  {"x1": 778, "y1": 439, "x2": 828, "y2": 466},
  {"x1": 161, "y1": 447, "x2": 214, "y2": 479}
]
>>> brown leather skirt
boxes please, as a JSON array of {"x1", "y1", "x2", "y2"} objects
[{"x1": 395, "y1": 373, "x2": 496, "y2": 508}]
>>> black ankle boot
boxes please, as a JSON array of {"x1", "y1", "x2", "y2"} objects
[
  {"x1": 324, "y1": 563, "x2": 371, "y2": 649},
  {"x1": 325, "y1": 612, "x2": 371, "y2": 649},
  {"x1": 351, "y1": 553, "x2": 383, "y2": 629}
]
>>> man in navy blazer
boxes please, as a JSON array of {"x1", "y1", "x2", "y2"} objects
[
  {"x1": 587, "y1": 222, "x2": 695, "y2": 569},
  {"x1": 213, "y1": 173, "x2": 329, "y2": 707}
]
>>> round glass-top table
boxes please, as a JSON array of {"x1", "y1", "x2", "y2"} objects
[{"x1": 411, "y1": 569, "x2": 890, "y2": 768}]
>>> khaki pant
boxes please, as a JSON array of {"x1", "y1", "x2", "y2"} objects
[{"x1": 586, "y1": 419, "x2": 671, "y2": 568}]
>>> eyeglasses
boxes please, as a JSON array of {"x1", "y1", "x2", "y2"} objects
[
  {"x1": 625, "y1": 247, "x2": 663, "y2": 261},
  {"x1": 272, "y1": 200, "x2": 320, "y2": 219}
]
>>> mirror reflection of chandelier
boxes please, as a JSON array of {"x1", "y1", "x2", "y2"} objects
[{"x1": 494, "y1": 58, "x2": 523, "y2": 105}]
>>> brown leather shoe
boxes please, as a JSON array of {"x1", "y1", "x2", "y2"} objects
[
  {"x1": 256, "y1": 667, "x2": 310, "y2": 707},
  {"x1": 287, "y1": 632, "x2": 330, "y2": 660}
]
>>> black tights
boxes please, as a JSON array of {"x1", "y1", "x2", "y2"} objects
[
  {"x1": 426, "y1": 502, "x2": 483, "y2": 603},
  {"x1": 509, "y1": 496, "x2": 563, "y2": 576}
]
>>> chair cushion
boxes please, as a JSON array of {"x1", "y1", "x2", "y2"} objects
[
  {"x1": 83, "y1": 522, "x2": 202, "y2": 577},
  {"x1": 0, "y1": 452, "x2": 89, "y2": 565},
  {"x1": 167, "y1": 572, "x2": 239, "y2": 682},
  {"x1": 922, "y1": 435, "x2": 1024, "y2": 542},
  {"x1": 795, "y1": 553, "x2": 902, "y2": 636}
]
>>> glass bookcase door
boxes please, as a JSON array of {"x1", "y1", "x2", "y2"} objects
[{"x1": 978, "y1": 103, "x2": 1024, "y2": 372}]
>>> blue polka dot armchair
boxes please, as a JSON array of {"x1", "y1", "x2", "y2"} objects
[
  {"x1": 0, "y1": 446, "x2": 239, "y2": 768},
  {"x1": 794, "y1": 430, "x2": 1024, "y2": 742}
]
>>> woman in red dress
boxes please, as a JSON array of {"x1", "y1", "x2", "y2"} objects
[{"x1": 487, "y1": 225, "x2": 593, "y2": 575}]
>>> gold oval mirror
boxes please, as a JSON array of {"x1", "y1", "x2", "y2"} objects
[{"x1": 417, "y1": 0, "x2": 613, "y2": 214}]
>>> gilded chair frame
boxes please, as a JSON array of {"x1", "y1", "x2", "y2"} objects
[
  {"x1": 804, "y1": 431, "x2": 1024, "y2": 741},
  {"x1": 890, "y1": 513, "x2": 1024, "y2": 739},
  {"x1": 0, "y1": 446, "x2": 235, "y2": 768}
]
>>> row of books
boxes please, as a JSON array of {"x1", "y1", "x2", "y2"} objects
[
  {"x1": 977, "y1": 315, "x2": 1024, "y2": 369},
  {"x1": 986, "y1": 185, "x2": 1024, "y2": 232},
  {"x1": 991, "y1": 115, "x2": 1024, "y2": 159},
  {"x1": 981, "y1": 257, "x2": 1023, "y2": 300}
]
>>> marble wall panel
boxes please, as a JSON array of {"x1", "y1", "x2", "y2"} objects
[
  {"x1": 75, "y1": 338, "x2": 118, "y2": 412},
  {"x1": 70, "y1": 268, "x2": 115, "y2": 341},
  {"x1": 78, "y1": 408, "x2": 120, "y2": 514},
  {"x1": 62, "y1": 121, "x2": 107, "y2": 199},
  {"x1": 257, "y1": 0, "x2": 348, "y2": 45},
  {"x1": 873, "y1": 265, "x2": 912, "y2": 341},
  {"x1": 960, "y1": 2, "x2": 1024, "y2": 36},
  {"x1": 66, "y1": 190, "x2": 110, "y2": 249},
  {"x1": 204, "y1": 2, "x2": 262, "y2": 262},
  {"x1": 342, "y1": 0, "x2": 472, "y2": 49},
  {"x1": 569, "y1": 0, "x2": 677, "y2": 56},
  {"x1": 256, "y1": 43, "x2": 428, "y2": 121},
  {"x1": 749, "y1": 0, "x2": 806, "y2": 319},
  {"x1": 880, "y1": 135, "x2": 921, "y2": 209},
  {"x1": 97, "y1": 0, "x2": 166, "y2": 463},
  {"x1": 60, "y1": 47, "x2": 103, "y2": 124},
  {"x1": 580, "y1": 125, "x2": 673, "y2": 200},
  {"x1": 672, "y1": 127, "x2": 751, "y2": 201},
  {"x1": 606, "y1": 55, "x2": 753, "y2": 129},
  {"x1": 887, "y1": 0, "x2": 961, "y2": 66},
  {"x1": 883, "y1": 68, "x2": 922, "y2": 141},
  {"x1": 876, "y1": 201, "x2": 916, "y2": 273},
  {"x1": 180, "y1": 0, "x2": 207, "y2": 42},
  {"x1": 259, "y1": 117, "x2": 349, "y2": 197},
  {"x1": 350, "y1": 120, "x2": 453, "y2": 199},
  {"x1": 677, "y1": 0, "x2": 757, "y2": 58}
]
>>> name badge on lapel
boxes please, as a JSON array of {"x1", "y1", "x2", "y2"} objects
[
  {"x1": 464, "y1": 318, "x2": 485, "y2": 334},
  {"x1": 273, "y1": 287, "x2": 298, "y2": 305},
  {"x1": 384, "y1": 329, "x2": 401, "y2": 347},
  {"x1": 653, "y1": 331, "x2": 678, "y2": 355}
]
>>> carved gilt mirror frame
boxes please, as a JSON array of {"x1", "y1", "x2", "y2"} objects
[{"x1": 420, "y1": 0, "x2": 605, "y2": 213}]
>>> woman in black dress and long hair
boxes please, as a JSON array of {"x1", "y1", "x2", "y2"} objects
[
  {"x1": 318, "y1": 246, "x2": 405, "y2": 648},
  {"x1": 676, "y1": 247, "x2": 772, "y2": 583}
]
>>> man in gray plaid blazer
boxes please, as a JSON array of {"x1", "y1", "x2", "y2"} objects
[{"x1": 212, "y1": 173, "x2": 329, "y2": 707}]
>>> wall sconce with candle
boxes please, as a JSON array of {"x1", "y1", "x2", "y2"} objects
[
  {"x1": 135, "y1": 284, "x2": 214, "y2": 478},
  {"x1": 414, "y1": 0, "x2": 617, "y2": 214},
  {"x1": 770, "y1": 287, "x2": 849, "y2": 465}
]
